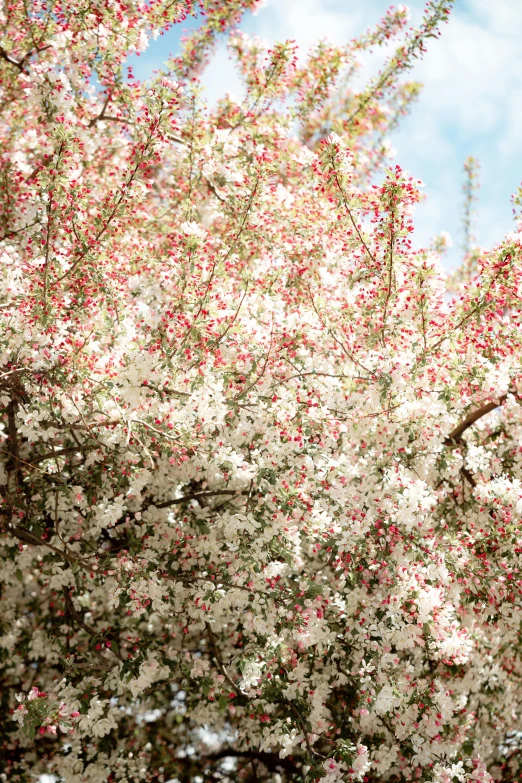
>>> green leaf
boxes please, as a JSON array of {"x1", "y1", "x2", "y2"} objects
[{"x1": 305, "y1": 583, "x2": 323, "y2": 599}]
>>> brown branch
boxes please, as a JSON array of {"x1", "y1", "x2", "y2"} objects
[
  {"x1": 426, "y1": 252, "x2": 514, "y2": 357},
  {"x1": 205, "y1": 748, "x2": 300, "y2": 776},
  {"x1": 0, "y1": 46, "x2": 28, "y2": 74},
  {"x1": 0, "y1": 219, "x2": 40, "y2": 243},
  {"x1": 87, "y1": 93, "x2": 133, "y2": 128},
  {"x1": 441, "y1": 395, "x2": 511, "y2": 496},
  {"x1": 460, "y1": 466, "x2": 477, "y2": 489},
  {"x1": 286, "y1": 698, "x2": 322, "y2": 761},
  {"x1": 177, "y1": 177, "x2": 259, "y2": 352},
  {"x1": 30, "y1": 446, "x2": 81, "y2": 465},
  {"x1": 62, "y1": 587, "x2": 99, "y2": 637},
  {"x1": 206, "y1": 282, "x2": 249, "y2": 355},
  {"x1": 0, "y1": 43, "x2": 52, "y2": 75},
  {"x1": 66, "y1": 661, "x2": 112, "y2": 671},
  {"x1": 100, "y1": 115, "x2": 132, "y2": 125},
  {"x1": 88, "y1": 90, "x2": 113, "y2": 128},
  {"x1": 277, "y1": 369, "x2": 358, "y2": 386},
  {"x1": 140, "y1": 382, "x2": 190, "y2": 399},
  {"x1": 381, "y1": 209, "x2": 397, "y2": 343},
  {"x1": 63, "y1": 587, "x2": 124, "y2": 663},
  {"x1": 333, "y1": 171, "x2": 377, "y2": 266},
  {"x1": 166, "y1": 573, "x2": 258, "y2": 596},
  {"x1": 205, "y1": 622, "x2": 239, "y2": 695},
  {"x1": 307, "y1": 285, "x2": 372, "y2": 375},
  {"x1": 0, "y1": 518, "x2": 92, "y2": 570},
  {"x1": 6, "y1": 399, "x2": 22, "y2": 487},
  {"x1": 205, "y1": 178, "x2": 226, "y2": 203},
  {"x1": 153, "y1": 489, "x2": 249, "y2": 510},
  {"x1": 0, "y1": 447, "x2": 72, "y2": 480},
  {"x1": 444, "y1": 395, "x2": 507, "y2": 445},
  {"x1": 237, "y1": 319, "x2": 274, "y2": 399},
  {"x1": 54, "y1": 129, "x2": 158, "y2": 285}
]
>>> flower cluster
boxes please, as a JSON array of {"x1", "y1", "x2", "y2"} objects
[{"x1": 13, "y1": 688, "x2": 80, "y2": 740}]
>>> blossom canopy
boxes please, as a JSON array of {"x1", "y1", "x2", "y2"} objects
[{"x1": 1, "y1": 1, "x2": 522, "y2": 783}]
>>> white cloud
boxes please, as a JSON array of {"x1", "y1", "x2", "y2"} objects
[
  {"x1": 247, "y1": 0, "x2": 363, "y2": 49},
  {"x1": 201, "y1": 45, "x2": 244, "y2": 106}
]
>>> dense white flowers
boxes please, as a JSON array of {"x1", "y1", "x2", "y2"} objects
[{"x1": 180, "y1": 221, "x2": 207, "y2": 240}]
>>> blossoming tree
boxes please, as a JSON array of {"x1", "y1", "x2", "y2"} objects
[{"x1": 1, "y1": 1, "x2": 521, "y2": 781}]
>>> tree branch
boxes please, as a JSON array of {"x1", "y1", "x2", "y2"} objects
[
  {"x1": 205, "y1": 748, "x2": 300, "y2": 776},
  {"x1": 6, "y1": 399, "x2": 23, "y2": 488},
  {"x1": 154, "y1": 489, "x2": 249, "y2": 510},
  {"x1": 0, "y1": 46, "x2": 28, "y2": 74},
  {"x1": 444, "y1": 394, "x2": 507, "y2": 445},
  {"x1": 0, "y1": 518, "x2": 93, "y2": 570},
  {"x1": 63, "y1": 587, "x2": 124, "y2": 663},
  {"x1": 205, "y1": 622, "x2": 239, "y2": 695}
]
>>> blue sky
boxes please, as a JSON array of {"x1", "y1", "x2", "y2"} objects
[{"x1": 129, "y1": 0, "x2": 522, "y2": 267}]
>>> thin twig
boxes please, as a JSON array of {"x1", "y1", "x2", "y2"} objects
[{"x1": 205, "y1": 622, "x2": 239, "y2": 695}]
